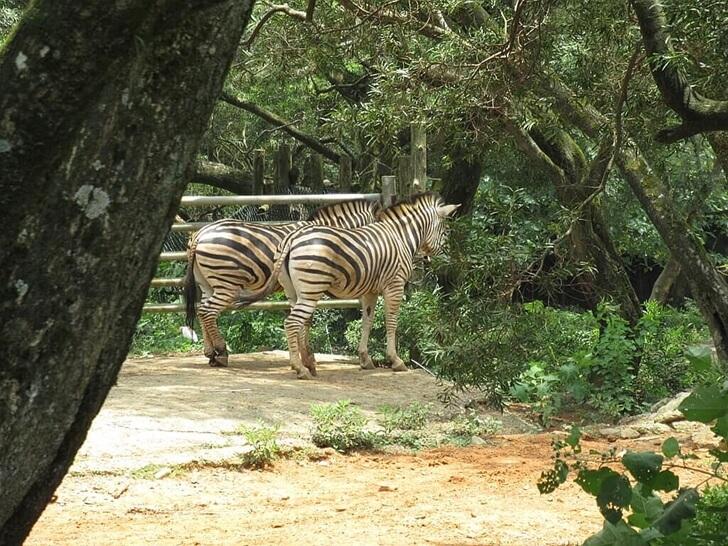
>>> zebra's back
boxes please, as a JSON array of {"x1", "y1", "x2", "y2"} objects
[{"x1": 193, "y1": 220, "x2": 303, "y2": 291}]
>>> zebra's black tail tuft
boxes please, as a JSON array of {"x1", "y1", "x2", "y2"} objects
[{"x1": 184, "y1": 246, "x2": 198, "y2": 330}]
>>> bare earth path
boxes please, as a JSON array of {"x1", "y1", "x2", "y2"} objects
[{"x1": 25, "y1": 352, "x2": 713, "y2": 545}]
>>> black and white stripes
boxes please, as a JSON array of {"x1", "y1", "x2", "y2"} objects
[
  {"x1": 236, "y1": 192, "x2": 459, "y2": 379},
  {"x1": 184, "y1": 199, "x2": 380, "y2": 367}
]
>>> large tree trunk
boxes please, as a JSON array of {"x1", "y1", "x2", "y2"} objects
[
  {"x1": 0, "y1": 1, "x2": 254, "y2": 542},
  {"x1": 440, "y1": 150, "x2": 482, "y2": 216}
]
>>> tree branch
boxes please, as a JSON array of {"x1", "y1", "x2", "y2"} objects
[
  {"x1": 500, "y1": 116, "x2": 566, "y2": 186},
  {"x1": 631, "y1": 0, "x2": 728, "y2": 143},
  {"x1": 243, "y1": 3, "x2": 308, "y2": 48},
  {"x1": 220, "y1": 91, "x2": 341, "y2": 162},
  {"x1": 192, "y1": 159, "x2": 254, "y2": 194}
]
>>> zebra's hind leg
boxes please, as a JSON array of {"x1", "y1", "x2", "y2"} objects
[
  {"x1": 300, "y1": 319, "x2": 318, "y2": 376},
  {"x1": 198, "y1": 296, "x2": 229, "y2": 367},
  {"x1": 285, "y1": 300, "x2": 318, "y2": 380},
  {"x1": 358, "y1": 293, "x2": 378, "y2": 370},
  {"x1": 383, "y1": 286, "x2": 408, "y2": 372}
]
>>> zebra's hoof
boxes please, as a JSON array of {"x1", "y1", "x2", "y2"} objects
[{"x1": 209, "y1": 354, "x2": 228, "y2": 367}]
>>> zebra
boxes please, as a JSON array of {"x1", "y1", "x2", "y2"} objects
[
  {"x1": 235, "y1": 192, "x2": 460, "y2": 379},
  {"x1": 184, "y1": 199, "x2": 381, "y2": 367}
]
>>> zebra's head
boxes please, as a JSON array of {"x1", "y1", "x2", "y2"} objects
[
  {"x1": 404, "y1": 193, "x2": 460, "y2": 257},
  {"x1": 308, "y1": 199, "x2": 380, "y2": 228}
]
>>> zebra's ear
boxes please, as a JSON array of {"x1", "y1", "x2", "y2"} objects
[{"x1": 437, "y1": 203, "x2": 461, "y2": 218}]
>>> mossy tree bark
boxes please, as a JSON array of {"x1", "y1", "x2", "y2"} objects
[{"x1": 0, "y1": 1, "x2": 255, "y2": 542}]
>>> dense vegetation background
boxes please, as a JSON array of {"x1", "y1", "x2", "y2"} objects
[{"x1": 122, "y1": 0, "x2": 728, "y2": 425}]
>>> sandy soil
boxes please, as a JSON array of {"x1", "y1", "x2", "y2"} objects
[{"x1": 24, "y1": 352, "x2": 713, "y2": 546}]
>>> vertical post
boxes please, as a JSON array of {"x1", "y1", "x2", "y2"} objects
[
  {"x1": 339, "y1": 155, "x2": 352, "y2": 191},
  {"x1": 397, "y1": 155, "x2": 412, "y2": 196},
  {"x1": 304, "y1": 154, "x2": 324, "y2": 192},
  {"x1": 275, "y1": 142, "x2": 291, "y2": 193},
  {"x1": 410, "y1": 122, "x2": 427, "y2": 192},
  {"x1": 381, "y1": 175, "x2": 396, "y2": 208},
  {"x1": 253, "y1": 149, "x2": 265, "y2": 195}
]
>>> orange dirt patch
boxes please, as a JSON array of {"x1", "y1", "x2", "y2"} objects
[{"x1": 24, "y1": 352, "x2": 713, "y2": 545}]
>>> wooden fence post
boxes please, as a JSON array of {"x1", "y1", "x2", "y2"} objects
[
  {"x1": 253, "y1": 149, "x2": 265, "y2": 195},
  {"x1": 411, "y1": 123, "x2": 426, "y2": 192},
  {"x1": 339, "y1": 155, "x2": 352, "y2": 191},
  {"x1": 397, "y1": 155, "x2": 412, "y2": 196},
  {"x1": 381, "y1": 175, "x2": 396, "y2": 207},
  {"x1": 275, "y1": 143, "x2": 291, "y2": 193},
  {"x1": 304, "y1": 154, "x2": 324, "y2": 192}
]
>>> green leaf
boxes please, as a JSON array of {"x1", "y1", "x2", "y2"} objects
[
  {"x1": 685, "y1": 345, "x2": 713, "y2": 372},
  {"x1": 576, "y1": 467, "x2": 619, "y2": 496},
  {"x1": 661, "y1": 437, "x2": 680, "y2": 458},
  {"x1": 597, "y1": 475, "x2": 632, "y2": 524},
  {"x1": 630, "y1": 484, "x2": 665, "y2": 526},
  {"x1": 708, "y1": 448, "x2": 728, "y2": 462},
  {"x1": 678, "y1": 385, "x2": 728, "y2": 423},
  {"x1": 652, "y1": 488, "x2": 699, "y2": 535},
  {"x1": 583, "y1": 520, "x2": 648, "y2": 546},
  {"x1": 651, "y1": 470, "x2": 679, "y2": 492},
  {"x1": 622, "y1": 452, "x2": 663, "y2": 484},
  {"x1": 713, "y1": 415, "x2": 728, "y2": 441},
  {"x1": 566, "y1": 426, "x2": 581, "y2": 450}
]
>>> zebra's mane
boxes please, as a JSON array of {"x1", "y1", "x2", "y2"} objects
[
  {"x1": 377, "y1": 191, "x2": 442, "y2": 219},
  {"x1": 306, "y1": 199, "x2": 380, "y2": 221}
]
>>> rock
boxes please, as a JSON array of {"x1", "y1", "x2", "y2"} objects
[
  {"x1": 633, "y1": 423, "x2": 672, "y2": 435},
  {"x1": 598, "y1": 427, "x2": 640, "y2": 440},
  {"x1": 671, "y1": 421, "x2": 706, "y2": 433},
  {"x1": 470, "y1": 436, "x2": 487, "y2": 446},
  {"x1": 652, "y1": 392, "x2": 691, "y2": 424}
]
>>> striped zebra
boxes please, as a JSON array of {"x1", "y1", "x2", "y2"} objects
[
  {"x1": 184, "y1": 199, "x2": 381, "y2": 367},
  {"x1": 235, "y1": 192, "x2": 460, "y2": 379}
]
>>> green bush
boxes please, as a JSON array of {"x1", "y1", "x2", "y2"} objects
[
  {"x1": 538, "y1": 349, "x2": 728, "y2": 545},
  {"x1": 131, "y1": 313, "x2": 197, "y2": 356},
  {"x1": 378, "y1": 402, "x2": 430, "y2": 433},
  {"x1": 445, "y1": 411, "x2": 502, "y2": 445},
  {"x1": 310, "y1": 400, "x2": 375, "y2": 452},
  {"x1": 239, "y1": 424, "x2": 281, "y2": 469}
]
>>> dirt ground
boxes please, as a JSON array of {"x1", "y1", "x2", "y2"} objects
[{"x1": 25, "y1": 352, "x2": 716, "y2": 546}]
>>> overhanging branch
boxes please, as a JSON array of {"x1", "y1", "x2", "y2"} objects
[
  {"x1": 192, "y1": 159, "x2": 253, "y2": 194},
  {"x1": 631, "y1": 0, "x2": 728, "y2": 143},
  {"x1": 220, "y1": 91, "x2": 341, "y2": 163}
]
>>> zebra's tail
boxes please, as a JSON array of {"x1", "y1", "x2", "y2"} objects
[
  {"x1": 184, "y1": 235, "x2": 199, "y2": 329},
  {"x1": 234, "y1": 229, "x2": 297, "y2": 308}
]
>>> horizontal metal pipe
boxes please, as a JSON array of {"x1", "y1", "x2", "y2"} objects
[
  {"x1": 170, "y1": 220, "x2": 293, "y2": 233},
  {"x1": 179, "y1": 193, "x2": 380, "y2": 207},
  {"x1": 150, "y1": 277, "x2": 185, "y2": 288},
  {"x1": 143, "y1": 299, "x2": 362, "y2": 313},
  {"x1": 159, "y1": 251, "x2": 187, "y2": 261}
]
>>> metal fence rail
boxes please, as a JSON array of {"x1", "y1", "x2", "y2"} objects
[
  {"x1": 144, "y1": 192, "x2": 384, "y2": 314},
  {"x1": 179, "y1": 193, "x2": 380, "y2": 206}
]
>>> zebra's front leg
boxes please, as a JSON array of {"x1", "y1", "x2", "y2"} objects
[
  {"x1": 383, "y1": 287, "x2": 407, "y2": 372},
  {"x1": 358, "y1": 293, "x2": 378, "y2": 370},
  {"x1": 285, "y1": 300, "x2": 317, "y2": 379}
]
